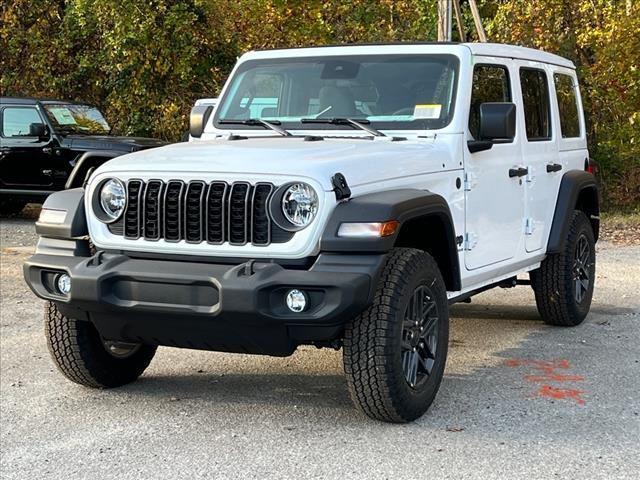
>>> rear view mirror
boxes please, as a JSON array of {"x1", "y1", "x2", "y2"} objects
[
  {"x1": 29, "y1": 122, "x2": 48, "y2": 140},
  {"x1": 189, "y1": 105, "x2": 213, "y2": 139},
  {"x1": 479, "y1": 102, "x2": 516, "y2": 141}
]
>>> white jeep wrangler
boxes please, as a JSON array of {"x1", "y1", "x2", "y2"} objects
[{"x1": 25, "y1": 43, "x2": 599, "y2": 422}]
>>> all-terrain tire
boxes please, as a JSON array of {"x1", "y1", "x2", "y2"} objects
[
  {"x1": 531, "y1": 210, "x2": 596, "y2": 326},
  {"x1": 45, "y1": 301, "x2": 157, "y2": 388},
  {"x1": 343, "y1": 248, "x2": 449, "y2": 423}
]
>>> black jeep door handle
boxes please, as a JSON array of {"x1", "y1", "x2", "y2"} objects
[
  {"x1": 546, "y1": 163, "x2": 562, "y2": 173},
  {"x1": 509, "y1": 167, "x2": 528, "y2": 178}
]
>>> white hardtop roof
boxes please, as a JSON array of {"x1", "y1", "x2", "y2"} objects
[{"x1": 241, "y1": 42, "x2": 574, "y2": 69}]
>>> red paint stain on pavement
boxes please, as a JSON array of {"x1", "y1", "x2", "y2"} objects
[
  {"x1": 536, "y1": 385, "x2": 585, "y2": 405},
  {"x1": 504, "y1": 358, "x2": 586, "y2": 405}
]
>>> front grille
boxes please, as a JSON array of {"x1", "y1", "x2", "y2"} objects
[{"x1": 110, "y1": 179, "x2": 291, "y2": 246}]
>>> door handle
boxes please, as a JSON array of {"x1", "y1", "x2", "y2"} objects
[
  {"x1": 546, "y1": 163, "x2": 562, "y2": 173},
  {"x1": 42, "y1": 169, "x2": 53, "y2": 176},
  {"x1": 509, "y1": 167, "x2": 528, "y2": 178}
]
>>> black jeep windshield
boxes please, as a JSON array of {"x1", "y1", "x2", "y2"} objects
[
  {"x1": 214, "y1": 54, "x2": 459, "y2": 131},
  {"x1": 43, "y1": 104, "x2": 111, "y2": 135}
]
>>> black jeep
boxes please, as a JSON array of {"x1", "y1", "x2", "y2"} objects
[{"x1": 0, "y1": 97, "x2": 166, "y2": 214}]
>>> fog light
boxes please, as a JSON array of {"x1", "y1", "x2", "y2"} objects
[
  {"x1": 286, "y1": 289, "x2": 307, "y2": 313},
  {"x1": 56, "y1": 273, "x2": 71, "y2": 295}
]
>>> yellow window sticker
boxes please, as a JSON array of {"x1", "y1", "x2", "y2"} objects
[{"x1": 413, "y1": 104, "x2": 442, "y2": 119}]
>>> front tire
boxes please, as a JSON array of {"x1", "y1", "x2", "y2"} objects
[
  {"x1": 343, "y1": 248, "x2": 449, "y2": 423},
  {"x1": 0, "y1": 199, "x2": 26, "y2": 216},
  {"x1": 531, "y1": 210, "x2": 596, "y2": 326},
  {"x1": 45, "y1": 302, "x2": 157, "y2": 388}
]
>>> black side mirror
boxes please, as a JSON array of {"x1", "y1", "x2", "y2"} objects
[
  {"x1": 479, "y1": 102, "x2": 516, "y2": 141},
  {"x1": 29, "y1": 122, "x2": 48, "y2": 140},
  {"x1": 189, "y1": 105, "x2": 213, "y2": 138},
  {"x1": 468, "y1": 102, "x2": 516, "y2": 153}
]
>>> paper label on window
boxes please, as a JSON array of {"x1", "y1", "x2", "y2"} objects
[
  {"x1": 413, "y1": 104, "x2": 442, "y2": 119},
  {"x1": 49, "y1": 107, "x2": 77, "y2": 125}
]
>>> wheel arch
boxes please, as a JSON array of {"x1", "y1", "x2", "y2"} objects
[
  {"x1": 65, "y1": 150, "x2": 123, "y2": 189},
  {"x1": 547, "y1": 170, "x2": 599, "y2": 254},
  {"x1": 320, "y1": 188, "x2": 461, "y2": 291}
]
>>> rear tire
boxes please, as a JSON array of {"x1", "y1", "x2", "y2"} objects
[
  {"x1": 531, "y1": 210, "x2": 596, "y2": 326},
  {"x1": 343, "y1": 248, "x2": 449, "y2": 423},
  {"x1": 45, "y1": 301, "x2": 156, "y2": 388}
]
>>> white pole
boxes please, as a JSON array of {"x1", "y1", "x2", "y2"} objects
[{"x1": 437, "y1": 0, "x2": 453, "y2": 42}]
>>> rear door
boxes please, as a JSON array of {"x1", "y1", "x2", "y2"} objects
[
  {"x1": 515, "y1": 63, "x2": 560, "y2": 253},
  {"x1": 0, "y1": 106, "x2": 56, "y2": 189},
  {"x1": 464, "y1": 60, "x2": 525, "y2": 270}
]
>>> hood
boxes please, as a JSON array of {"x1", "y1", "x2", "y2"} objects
[
  {"x1": 94, "y1": 135, "x2": 457, "y2": 191},
  {"x1": 62, "y1": 135, "x2": 167, "y2": 152}
]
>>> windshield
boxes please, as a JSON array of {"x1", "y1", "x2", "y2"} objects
[
  {"x1": 43, "y1": 104, "x2": 111, "y2": 135},
  {"x1": 214, "y1": 54, "x2": 459, "y2": 131}
]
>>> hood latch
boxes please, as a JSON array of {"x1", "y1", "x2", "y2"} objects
[{"x1": 331, "y1": 173, "x2": 351, "y2": 201}]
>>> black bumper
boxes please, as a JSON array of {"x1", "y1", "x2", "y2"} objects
[{"x1": 24, "y1": 245, "x2": 384, "y2": 356}]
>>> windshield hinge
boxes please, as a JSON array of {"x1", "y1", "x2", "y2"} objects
[{"x1": 331, "y1": 173, "x2": 351, "y2": 201}]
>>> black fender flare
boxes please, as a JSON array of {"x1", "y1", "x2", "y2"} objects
[
  {"x1": 320, "y1": 189, "x2": 461, "y2": 290},
  {"x1": 35, "y1": 188, "x2": 87, "y2": 239},
  {"x1": 65, "y1": 150, "x2": 123, "y2": 189},
  {"x1": 547, "y1": 170, "x2": 599, "y2": 253}
]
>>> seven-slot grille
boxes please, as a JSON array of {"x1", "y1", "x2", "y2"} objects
[{"x1": 114, "y1": 179, "x2": 282, "y2": 246}]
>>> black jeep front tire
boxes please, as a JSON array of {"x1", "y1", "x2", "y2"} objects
[
  {"x1": 343, "y1": 248, "x2": 449, "y2": 423},
  {"x1": 45, "y1": 302, "x2": 157, "y2": 388},
  {"x1": 531, "y1": 210, "x2": 596, "y2": 326}
]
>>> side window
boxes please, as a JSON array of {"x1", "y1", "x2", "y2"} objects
[
  {"x1": 554, "y1": 73, "x2": 581, "y2": 138},
  {"x1": 520, "y1": 68, "x2": 552, "y2": 141},
  {"x1": 1, "y1": 107, "x2": 43, "y2": 137},
  {"x1": 469, "y1": 65, "x2": 511, "y2": 140}
]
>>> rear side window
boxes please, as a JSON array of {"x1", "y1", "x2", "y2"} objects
[
  {"x1": 469, "y1": 65, "x2": 511, "y2": 140},
  {"x1": 520, "y1": 68, "x2": 552, "y2": 141},
  {"x1": 554, "y1": 73, "x2": 581, "y2": 138},
  {"x1": 1, "y1": 107, "x2": 43, "y2": 137}
]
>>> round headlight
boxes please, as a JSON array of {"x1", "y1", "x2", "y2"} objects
[
  {"x1": 99, "y1": 178, "x2": 126, "y2": 221},
  {"x1": 281, "y1": 183, "x2": 318, "y2": 229}
]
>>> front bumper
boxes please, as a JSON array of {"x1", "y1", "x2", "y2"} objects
[{"x1": 24, "y1": 243, "x2": 384, "y2": 356}]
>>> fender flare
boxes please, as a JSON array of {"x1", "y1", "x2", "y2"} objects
[
  {"x1": 547, "y1": 170, "x2": 599, "y2": 253},
  {"x1": 65, "y1": 150, "x2": 123, "y2": 189},
  {"x1": 320, "y1": 189, "x2": 461, "y2": 290},
  {"x1": 35, "y1": 188, "x2": 87, "y2": 239}
]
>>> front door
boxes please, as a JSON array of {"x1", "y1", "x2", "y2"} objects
[
  {"x1": 0, "y1": 105, "x2": 56, "y2": 189},
  {"x1": 464, "y1": 60, "x2": 525, "y2": 270}
]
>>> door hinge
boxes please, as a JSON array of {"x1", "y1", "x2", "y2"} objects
[
  {"x1": 464, "y1": 232, "x2": 478, "y2": 250},
  {"x1": 463, "y1": 172, "x2": 477, "y2": 191},
  {"x1": 524, "y1": 217, "x2": 535, "y2": 235}
]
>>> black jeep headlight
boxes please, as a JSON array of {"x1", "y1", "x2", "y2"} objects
[
  {"x1": 281, "y1": 183, "x2": 318, "y2": 229},
  {"x1": 97, "y1": 178, "x2": 126, "y2": 222}
]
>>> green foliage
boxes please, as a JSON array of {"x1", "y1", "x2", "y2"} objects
[{"x1": 1, "y1": 0, "x2": 638, "y2": 207}]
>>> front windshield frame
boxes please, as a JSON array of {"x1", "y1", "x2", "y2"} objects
[
  {"x1": 213, "y1": 54, "x2": 460, "y2": 132},
  {"x1": 43, "y1": 103, "x2": 111, "y2": 135}
]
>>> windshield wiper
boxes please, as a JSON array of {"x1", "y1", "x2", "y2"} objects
[
  {"x1": 300, "y1": 117, "x2": 386, "y2": 137},
  {"x1": 218, "y1": 118, "x2": 291, "y2": 137}
]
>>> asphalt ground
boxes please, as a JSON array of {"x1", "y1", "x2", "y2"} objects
[{"x1": 1, "y1": 209, "x2": 639, "y2": 479}]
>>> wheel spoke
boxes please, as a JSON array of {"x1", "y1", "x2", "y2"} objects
[
  {"x1": 421, "y1": 315, "x2": 438, "y2": 339},
  {"x1": 575, "y1": 278, "x2": 583, "y2": 302},
  {"x1": 402, "y1": 350, "x2": 419, "y2": 387}
]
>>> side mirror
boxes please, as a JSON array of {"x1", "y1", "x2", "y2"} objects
[
  {"x1": 189, "y1": 105, "x2": 213, "y2": 139},
  {"x1": 29, "y1": 122, "x2": 49, "y2": 141},
  {"x1": 479, "y1": 102, "x2": 516, "y2": 141}
]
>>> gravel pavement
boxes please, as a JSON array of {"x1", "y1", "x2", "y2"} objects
[{"x1": 1, "y1": 210, "x2": 639, "y2": 480}]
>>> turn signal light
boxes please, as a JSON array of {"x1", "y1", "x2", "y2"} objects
[{"x1": 337, "y1": 220, "x2": 400, "y2": 238}]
